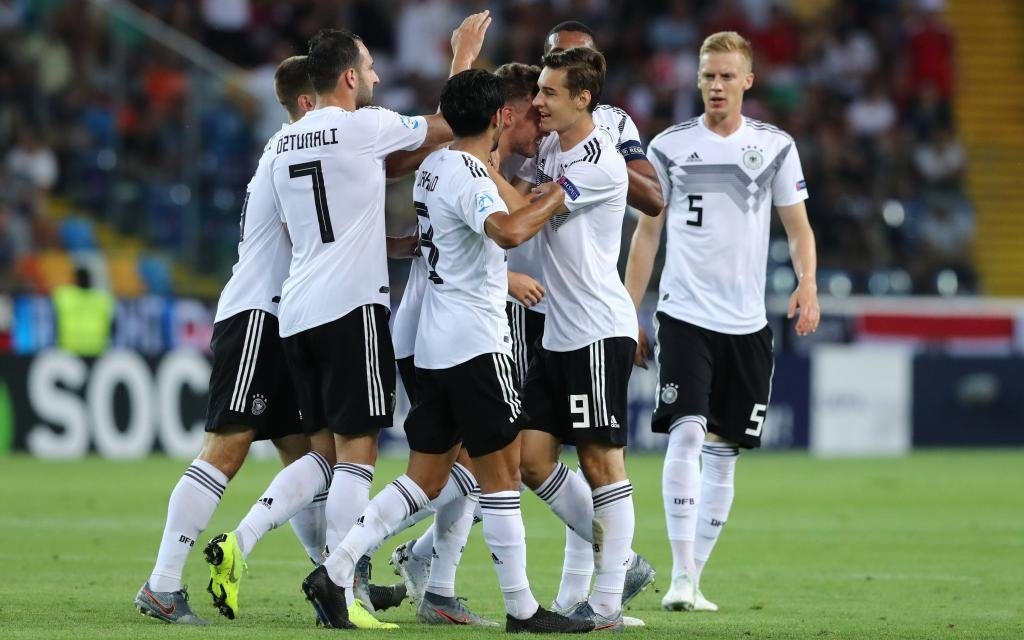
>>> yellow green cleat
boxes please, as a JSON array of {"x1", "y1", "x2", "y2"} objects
[
  {"x1": 348, "y1": 598, "x2": 399, "y2": 629},
  {"x1": 203, "y1": 532, "x2": 247, "y2": 619}
]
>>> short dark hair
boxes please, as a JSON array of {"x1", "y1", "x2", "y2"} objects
[
  {"x1": 307, "y1": 28, "x2": 363, "y2": 95},
  {"x1": 495, "y1": 62, "x2": 541, "y2": 102},
  {"x1": 440, "y1": 69, "x2": 506, "y2": 138},
  {"x1": 547, "y1": 20, "x2": 595, "y2": 41},
  {"x1": 275, "y1": 55, "x2": 313, "y2": 119},
  {"x1": 541, "y1": 47, "x2": 605, "y2": 113}
]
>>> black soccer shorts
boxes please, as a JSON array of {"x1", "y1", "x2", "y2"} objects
[
  {"x1": 206, "y1": 309, "x2": 302, "y2": 440},
  {"x1": 651, "y1": 312, "x2": 774, "y2": 448},
  {"x1": 282, "y1": 304, "x2": 396, "y2": 436},
  {"x1": 522, "y1": 336, "x2": 635, "y2": 447},
  {"x1": 404, "y1": 352, "x2": 527, "y2": 458},
  {"x1": 506, "y1": 301, "x2": 545, "y2": 385}
]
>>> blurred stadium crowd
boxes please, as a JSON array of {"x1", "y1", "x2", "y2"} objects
[{"x1": 0, "y1": 0, "x2": 973, "y2": 300}]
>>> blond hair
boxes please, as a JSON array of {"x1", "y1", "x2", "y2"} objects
[{"x1": 699, "y1": 31, "x2": 753, "y2": 71}]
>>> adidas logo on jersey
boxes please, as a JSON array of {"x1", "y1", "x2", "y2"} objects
[{"x1": 686, "y1": 151, "x2": 702, "y2": 162}]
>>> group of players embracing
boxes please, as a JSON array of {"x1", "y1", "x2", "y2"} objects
[{"x1": 135, "y1": 8, "x2": 819, "y2": 634}]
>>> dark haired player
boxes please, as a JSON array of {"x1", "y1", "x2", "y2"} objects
[
  {"x1": 302, "y1": 69, "x2": 591, "y2": 634},
  {"x1": 201, "y1": 16, "x2": 490, "y2": 627},
  {"x1": 134, "y1": 56, "x2": 329, "y2": 625}
]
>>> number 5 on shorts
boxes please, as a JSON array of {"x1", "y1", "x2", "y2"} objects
[
  {"x1": 570, "y1": 394, "x2": 590, "y2": 429},
  {"x1": 746, "y1": 403, "x2": 767, "y2": 437}
]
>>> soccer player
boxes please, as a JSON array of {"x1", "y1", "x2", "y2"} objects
[
  {"x1": 625, "y1": 31, "x2": 820, "y2": 611},
  {"x1": 202, "y1": 19, "x2": 485, "y2": 627},
  {"x1": 496, "y1": 47, "x2": 638, "y2": 632},
  {"x1": 385, "y1": 63, "x2": 547, "y2": 626},
  {"x1": 302, "y1": 68, "x2": 592, "y2": 634},
  {"x1": 135, "y1": 56, "x2": 324, "y2": 625}
]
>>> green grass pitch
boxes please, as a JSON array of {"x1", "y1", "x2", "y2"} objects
[{"x1": 1, "y1": 450, "x2": 1022, "y2": 639}]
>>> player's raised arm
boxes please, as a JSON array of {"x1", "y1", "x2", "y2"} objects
[
  {"x1": 484, "y1": 181, "x2": 565, "y2": 249},
  {"x1": 385, "y1": 11, "x2": 492, "y2": 178},
  {"x1": 777, "y1": 200, "x2": 819, "y2": 335}
]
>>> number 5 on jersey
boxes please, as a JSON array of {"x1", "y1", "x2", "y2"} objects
[{"x1": 289, "y1": 160, "x2": 335, "y2": 243}]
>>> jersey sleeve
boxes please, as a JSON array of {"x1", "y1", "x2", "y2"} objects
[
  {"x1": 456, "y1": 176, "x2": 509, "y2": 235},
  {"x1": 646, "y1": 139, "x2": 672, "y2": 205},
  {"x1": 772, "y1": 141, "x2": 809, "y2": 207},
  {"x1": 370, "y1": 108, "x2": 428, "y2": 158},
  {"x1": 514, "y1": 156, "x2": 538, "y2": 184},
  {"x1": 558, "y1": 161, "x2": 620, "y2": 214},
  {"x1": 616, "y1": 113, "x2": 646, "y2": 162}
]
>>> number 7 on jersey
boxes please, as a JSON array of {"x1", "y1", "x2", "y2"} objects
[{"x1": 289, "y1": 160, "x2": 335, "y2": 243}]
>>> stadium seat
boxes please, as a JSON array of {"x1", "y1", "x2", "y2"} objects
[
  {"x1": 107, "y1": 255, "x2": 145, "y2": 297},
  {"x1": 58, "y1": 218, "x2": 98, "y2": 252},
  {"x1": 37, "y1": 250, "x2": 76, "y2": 292},
  {"x1": 139, "y1": 255, "x2": 173, "y2": 296}
]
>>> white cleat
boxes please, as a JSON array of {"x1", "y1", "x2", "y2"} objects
[
  {"x1": 661, "y1": 573, "x2": 696, "y2": 611},
  {"x1": 693, "y1": 589, "x2": 718, "y2": 612}
]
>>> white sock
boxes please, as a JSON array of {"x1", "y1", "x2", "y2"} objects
[
  {"x1": 663, "y1": 416, "x2": 706, "y2": 579},
  {"x1": 324, "y1": 462, "x2": 374, "y2": 556},
  {"x1": 555, "y1": 468, "x2": 594, "y2": 609},
  {"x1": 290, "y1": 490, "x2": 328, "y2": 563},
  {"x1": 324, "y1": 475, "x2": 429, "y2": 598},
  {"x1": 234, "y1": 451, "x2": 332, "y2": 558},
  {"x1": 408, "y1": 461, "x2": 474, "y2": 558},
  {"x1": 426, "y1": 490, "x2": 479, "y2": 597},
  {"x1": 148, "y1": 460, "x2": 227, "y2": 592},
  {"x1": 589, "y1": 481, "x2": 635, "y2": 618},
  {"x1": 480, "y1": 491, "x2": 539, "y2": 620},
  {"x1": 694, "y1": 442, "x2": 738, "y2": 585},
  {"x1": 364, "y1": 504, "x2": 433, "y2": 557},
  {"x1": 534, "y1": 462, "x2": 595, "y2": 541}
]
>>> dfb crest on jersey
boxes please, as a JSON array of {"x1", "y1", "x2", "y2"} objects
[
  {"x1": 742, "y1": 145, "x2": 764, "y2": 170},
  {"x1": 660, "y1": 383, "x2": 678, "y2": 405},
  {"x1": 251, "y1": 394, "x2": 267, "y2": 415}
]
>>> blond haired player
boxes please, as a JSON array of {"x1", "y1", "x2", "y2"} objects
[{"x1": 626, "y1": 31, "x2": 820, "y2": 611}]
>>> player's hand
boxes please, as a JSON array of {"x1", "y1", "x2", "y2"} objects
[
  {"x1": 509, "y1": 271, "x2": 545, "y2": 307},
  {"x1": 451, "y1": 10, "x2": 491, "y2": 67},
  {"x1": 634, "y1": 326, "x2": 652, "y2": 369},
  {"x1": 529, "y1": 181, "x2": 563, "y2": 204},
  {"x1": 788, "y1": 280, "x2": 820, "y2": 336}
]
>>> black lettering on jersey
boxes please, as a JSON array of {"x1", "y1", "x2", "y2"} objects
[
  {"x1": 461, "y1": 154, "x2": 487, "y2": 178},
  {"x1": 276, "y1": 128, "x2": 340, "y2": 154},
  {"x1": 414, "y1": 201, "x2": 444, "y2": 285},
  {"x1": 417, "y1": 170, "x2": 438, "y2": 192}
]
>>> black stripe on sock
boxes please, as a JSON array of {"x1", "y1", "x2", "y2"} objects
[
  {"x1": 391, "y1": 480, "x2": 419, "y2": 517},
  {"x1": 701, "y1": 445, "x2": 740, "y2": 457},
  {"x1": 308, "y1": 452, "x2": 333, "y2": 488},
  {"x1": 185, "y1": 465, "x2": 227, "y2": 493},
  {"x1": 592, "y1": 484, "x2": 634, "y2": 510},
  {"x1": 450, "y1": 464, "x2": 475, "y2": 496},
  {"x1": 535, "y1": 463, "x2": 568, "y2": 502},
  {"x1": 334, "y1": 462, "x2": 374, "y2": 484},
  {"x1": 183, "y1": 468, "x2": 225, "y2": 499}
]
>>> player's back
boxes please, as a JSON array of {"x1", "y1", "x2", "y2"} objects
[
  {"x1": 216, "y1": 126, "x2": 292, "y2": 323},
  {"x1": 269, "y1": 106, "x2": 426, "y2": 337},
  {"x1": 535, "y1": 124, "x2": 636, "y2": 351},
  {"x1": 647, "y1": 116, "x2": 808, "y2": 334},
  {"x1": 413, "y1": 148, "x2": 511, "y2": 369}
]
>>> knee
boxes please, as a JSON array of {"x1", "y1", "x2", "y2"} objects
[
  {"x1": 520, "y1": 458, "x2": 554, "y2": 490},
  {"x1": 197, "y1": 446, "x2": 246, "y2": 480},
  {"x1": 578, "y1": 446, "x2": 626, "y2": 487},
  {"x1": 668, "y1": 415, "x2": 706, "y2": 454}
]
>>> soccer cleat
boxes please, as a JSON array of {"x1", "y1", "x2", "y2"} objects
[
  {"x1": 622, "y1": 615, "x2": 645, "y2": 627},
  {"x1": 566, "y1": 600, "x2": 624, "y2": 632},
  {"x1": 693, "y1": 589, "x2": 719, "y2": 612},
  {"x1": 301, "y1": 565, "x2": 354, "y2": 629},
  {"x1": 203, "y1": 532, "x2": 247, "y2": 619},
  {"x1": 348, "y1": 598, "x2": 399, "y2": 629},
  {"x1": 134, "y1": 582, "x2": 207, "y2": 625},
  {"x1": 389, "y1": 539, "x2": 431, "y2": 605},
  {"x1": 416, "y1": 591, "x2": 499, "y2": 626},
  {"x1": 661, "y1": 573, "x2": 697, "y2": 611},
  {"x1": 369, "y1": 582, "x2": 408, "y2": 612},
  {"x1": 506, "y1": 605, "x2": 595, "y2": 634},
  {"x1": 354, "y1": 555, "x2": 375, "y2": 613},
  {"x1": 621, "y1": 553, "x2": 656, "y2": 606}
]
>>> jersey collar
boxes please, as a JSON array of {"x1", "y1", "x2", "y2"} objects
[{"x1": 698, "y1": 114, "x2": 746, "y2": 141}]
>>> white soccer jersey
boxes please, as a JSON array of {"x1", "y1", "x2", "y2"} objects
[
  {"x1": 508, "y1": 104, "x2": 646, "y2": 317},
  {"x1": 413, "y1": 149, "x2": 512, "y2": 369},
  {"x1": 392, "y1": 254, "x2": 426, "y2": 359},
  {"x1": 524, "y1": 123, "x2": 637, "y2": 352},
  {"x1": 215, "y1": 125, "x2": 292, "y2": 323},
  {"x1": 647, "y1": 116, "x2": 809, "y2": 335},
  {"x1": 269, "y1": 106, "x2": 427, "y2": 337}
]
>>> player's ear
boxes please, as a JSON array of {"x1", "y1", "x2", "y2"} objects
[
  {"x1": 298, "y1": 94, "x2": 315, "y2": 112},
  {"x1": 577, "y1": 89, "x2": 591, "y2": 112},
  {"x1": 743, "y1": 72, "x2": 754, "y2": 91},
  {"x1": 343, "y1": 67, "x2": 358, "y2": 91}
]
